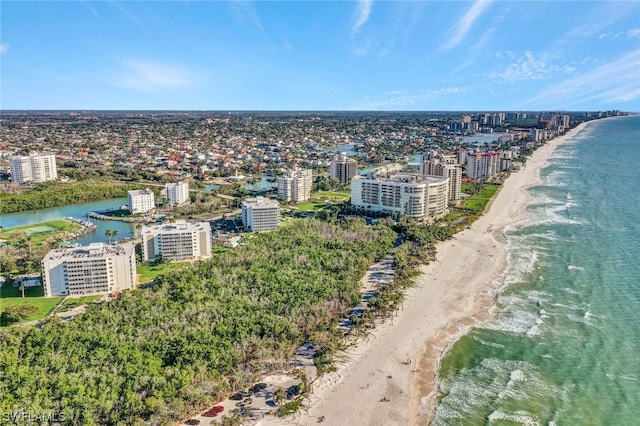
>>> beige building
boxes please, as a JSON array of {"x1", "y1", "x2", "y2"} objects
[
  {"x1": 330, "y1": 152, "x2": 357, "y2": 183},
  {"x1": 42, "y1": 242, "x2": 136, "y2": 297},
  {"x1": 350, "y1": 173, "x2": 449, "y2": 219},
  {"x1": 242, "y1": 196, "x2": 280, "y2": 231},
  {"x1": 278, "y1": 168, "x2": 313, "y2": 203},
  {"x1": 141, "y1": 220, "x2": 212, "y2": 262},
  {"x1": 10, "y1": 153, "x2": 58, "y2": 184}
]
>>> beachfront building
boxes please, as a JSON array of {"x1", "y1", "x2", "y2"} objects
[
  {"x1": 278, "y1": 167, "x2": 312, "y2": 203},
  {"x1": 165, "y1": 181, "x2": 190, "y2": 207},
  {"x1": 128, "y1": 188, "x2": 155, "y2": 214},
  {"x1": 242, "y1": 196, "x2": 280, "y2": 231},
  {"x1": 466, "y1": 151, "x2": 500, "y2": 180},
  {"x1": 350, "y1": 172, "x2": 449, "y2": 219},
  {"x1": 41, "y1": 242, "x2": 136, "y2": 297},
  {"x1": 330, "y1": 152, "x2": 357, "y2": 183},
  {"x1": 9, "y1": 153, "x2": 57, "y2": 184},
  {"x1": 421, "y1": 150, "x2": 462, "y2": 202},
  {"x1": 140, "y1": 220, "x2": 211, "y2": 262}
]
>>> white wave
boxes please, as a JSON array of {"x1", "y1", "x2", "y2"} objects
[
  {"x1": 567, "y1": 265, "x2": 584, "y2": 271},
  {"x1": 488, "y1": 409, "x2": 539, "y2": 425}
]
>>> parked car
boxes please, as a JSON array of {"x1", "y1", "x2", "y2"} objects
[
  {"x1": 202, "y1": 406, "x2": 224, "y2": 417},
  {"x1": 185, "y1": 420, "x2": 200, "y2": 425},
  {"x1": 230, "y1": 393, "x2": 243, "y2": 401}
]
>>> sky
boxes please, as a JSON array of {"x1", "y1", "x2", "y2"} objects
[{"x1": 1, "y1": 1, "x2": 639, "y2": 111}]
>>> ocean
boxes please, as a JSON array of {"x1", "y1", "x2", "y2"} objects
[{"x1": 432, "y1": 115, "x2": 640, "y2": 425}]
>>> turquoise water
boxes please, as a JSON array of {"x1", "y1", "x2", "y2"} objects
[
  {"x1": 433, "y1": 116, "x2": 640, "y2": 425},
  {"x1": 0, "y1": 198, "x2": 134, "y2": 245}
]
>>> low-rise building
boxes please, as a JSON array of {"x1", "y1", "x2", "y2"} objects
[
  {"x1": 128, "y1": 188, "x2": 155, "y2": 214},
  {"x1": 350, "y1": 172, "x2": 449, "y2": 219},
  {"x1": 140, "y1": 220, "x2": 212, "y2": 262},
  {"x1": 242, "y1": 196, "x2": 280, "y2": 231},
  {"x1": 42, "y1": 242, "x2": 136, "y2": 297}
]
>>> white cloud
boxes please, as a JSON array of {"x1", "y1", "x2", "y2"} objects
[
  {"x1": 229, "y1": 0, "x2": 263, "y2": 32},
  {"x1": 441, "y1": 0, "x2": 493, "y2": 50},
  {"x1": 352, "y1": 0, "x2": 373, "y2": 36},
  {"x1": 628, "y1": 28, "x2": 640, "y2": 39},
  {"x1": 516, "y1": 49, "x2": 640, "y2": 108},
  {"x1": 109, "y1": 61, "x2": 196, "y2": 91},
  {"x1": 490, "y1": 51, "x2": 574, "y2": 82},
  {"x1": 0, "y1": 43, "x2": 9, "y2": 54},
  {"x1": 351, "y1": 87, "x2": 469, "y2": 110}
]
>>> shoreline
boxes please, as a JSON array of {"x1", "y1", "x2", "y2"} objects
[
  {"x1": 413, "y1": 120, "x2": 593, "y2": 424},
  {"x1": 260, "y1": 121, "x2": 594, "y2": 426}
]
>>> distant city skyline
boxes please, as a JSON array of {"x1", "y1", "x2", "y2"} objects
[{"x1": 1, "y1": 1, "x2": 639, "y2": 111}]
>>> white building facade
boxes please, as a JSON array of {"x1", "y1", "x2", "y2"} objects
[
  {"x1": 421, "y1": 150, "x2": 462, "y2": 202},
  {"x1": 242, "y1": 197, "x2": 280, "y2": 231},
  {"x1": 140, "y1": 220, "x2": 212, "y2": 262},
  {"x1": 42, "y1": 243, "x2": 136, "y2": 297},
  {"x1": 278, "y1": 168, "x2": 313, "y2": 203},
  {"x1": 350, "y1": 173, "x2": 449, "y2": 219},
  {"x1": 128, "y1": 189, "x2": 155, "y2": 214},
  {"x1": 10, "y1": 154, "x2": 58, "y2": 184},
  {"x1": 165, "y1": 181, "x2": 190, "y2": 206}
]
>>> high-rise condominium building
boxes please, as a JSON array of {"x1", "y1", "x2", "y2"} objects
[
  {"x1": 165, "y1": 181, "x2": 190, "y2": 206},
  {"x1": 330, "y1": 152, "x2": 357, "y2": 183},
  {"x1": 10, "y1": 153, "x2": 57, "y2": 184},
  {"x1": 242, "y1": 197, "x2": 280, "y2": 231},
  {"x1": 278, "y1": 168, "x2": 313, "y2": 203},
  {"x1": 421, "y1": 150, "x2": 462, "y2": 202},
  {"x1": 128, "y1": 189, "x2": 155, "y2": 214},
  {"x1": 466, "y1": 151, "x2": 500, "y2": 180},
  {"x1": 350, "y1": 173, "x2": 449, "y2": 219},
  {"x1": 140, "y1": 220, "x2": 211, "y2": 262},
  {"x1": 42, "y1": 242, "x2": 136, "y2": 297}
]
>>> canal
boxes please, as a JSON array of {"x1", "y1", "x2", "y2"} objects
[{"x1": 0, "y1": 198, "x2": 135, "y2": 245}]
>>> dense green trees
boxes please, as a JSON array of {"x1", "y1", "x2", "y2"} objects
[
  {"x1": 0, "y1": 181, "x2": 146, "y2": 214},
  {"x1": 0, "y1": 219, "x2": 396, "y2": 425}
]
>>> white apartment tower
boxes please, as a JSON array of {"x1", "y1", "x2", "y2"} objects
[
  {"x1": 42, "y1": 243, "x2": 136, "y2": 297},
  {"x1": 421, "y1": 150, "x2": 462, "y2": 202},
  {"x1": 350, "y1": 173, "x2": 449, "y2": 219},
  {"x1": 10, "y1": 153, "x2": 58, "y2": 184},
  {"x1": 330, "y1": 152, "x2": 357, "y2": 183},
  {"x1": 165, "y1": 181, "x2": 190, "y2": 207},
  {"x1": 140, "y1": 220, "x2": 212, "y2": 262},
  {"x1": 278, "y1": 168, "x2": 313, "y2": 203},
  {"x1": 242, "y1": 197, "x2": 280, "y2": 231},
  {"x1": 128, "y1": 189, "x2": 155, "y2": 214}
]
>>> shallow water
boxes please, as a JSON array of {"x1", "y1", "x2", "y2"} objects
[{"x1": 433, "y1": 116, "x2": 640, "y2": 425}]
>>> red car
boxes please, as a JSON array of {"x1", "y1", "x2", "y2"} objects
[{"x1": 202, "y1": 406, "x2": 224, "y2": 417}]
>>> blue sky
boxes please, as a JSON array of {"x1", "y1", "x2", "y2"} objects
[{"x1": 1, "y1": 1, "x2": 639, "y2": 111}]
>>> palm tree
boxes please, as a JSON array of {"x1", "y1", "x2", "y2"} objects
[{"x1": 105, "y1": 229, "x2": 118, "y2": 243}]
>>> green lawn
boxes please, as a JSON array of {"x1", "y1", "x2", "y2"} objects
[
  {"x1": 460, "y1": 184, "x2": 501, "y2": 212},
  {"x1": 0, "y1": 219, "x2": 82, "y2": 246},
  {"x1": 0, "y1": 285, "x2": 64, "y2": 325},
  {"x1": 312, "y1": 191, "x2": 351, "y2": 202},
  {"x1": 293, "y1": 202, "x2": 328, "y2": 212},
  {"x1": 136, "y1": 262, "x2": 192, "y2": 284}
]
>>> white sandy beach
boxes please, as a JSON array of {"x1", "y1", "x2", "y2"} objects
[{"x1": 259, "y1": 122, "x2": 590, "y2": 426}]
